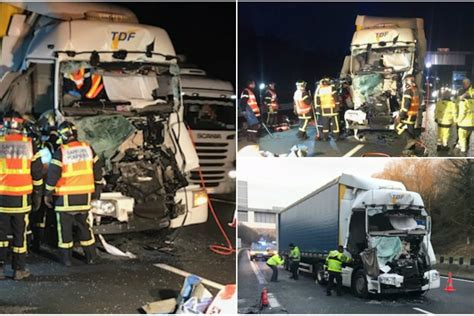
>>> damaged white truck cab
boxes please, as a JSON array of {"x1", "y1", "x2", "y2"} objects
[
  {"x1": 0, "y1": 3, "x2": 208, "y2": 234},
  {"x1": 341, "y1": 15, "x2": 427, "y2": 133},
  {"x1": 180, "y1": 66, "x2": 236, "y2": 194},
  {"x1": 278, "y1": 174, "x2": 440, "y2": 298}
]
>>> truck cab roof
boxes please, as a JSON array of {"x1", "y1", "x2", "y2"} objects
[
  {"x1": 352, "y1": 189, "x2": 425, "y2": 209},
  {"x1": 25, "y1": 19, "x2": 175, "y2": 64},
  {"x1": 180, "y1": 68, "x2": 234, "y2": 99}
]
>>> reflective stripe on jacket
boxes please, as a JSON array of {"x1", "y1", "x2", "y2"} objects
[
  {"x1": 265, "y1": 89, "x2": 278, "y2": 111},
  {"x1": 241, "y1": 88, "x2": 260, "y2": 116},
  {"x1": 267, "y1": 254, "x2": 284, "y2": 266},
  {"x1": 457, "y1": 99, "x2": 474, "y2": 128},
  {"x1": 289, "y1": 246, "x2": 301, "y2": 262},
  {"x1": 53, "y1": 141, "x2": 95, "y2": 196},
  {"x1": 293, "y1": 90, "x2": 311, "y2": 115},
  {"x1": 435, "y1": 100, "x2": 457, "y2": 126},
  {"x1": 0, "y1": 134, "x2": 34, "y2": 196},
  {"x1": 325, "y1": 250, "x2": 350, "y2": 273}
]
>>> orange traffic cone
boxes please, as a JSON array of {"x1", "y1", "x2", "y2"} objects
[
  {"x1": 444, "y1": 272, "x2": 456, "y2": 292},
  {"x1": 260, "y1": 287, "x2": 269, "y2": 308}
]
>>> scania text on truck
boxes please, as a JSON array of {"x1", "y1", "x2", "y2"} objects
[
  {"x1": 278, "y1": 174, "x2": 440, "y2": 298},
  {"x1": 0, "y1": 2, "x2": 209, "y2": 234}
]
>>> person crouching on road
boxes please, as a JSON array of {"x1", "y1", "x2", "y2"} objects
[
  {"x1": 0, "y1": 111, "x2": 43, "y2": 280},
  {"x1": 326, "y1": 245, "x2": 351, "y2": 296},
  {"x1": 44, "y1": 121, "x2": 103, "y2": 266},
  {"x1": 266, "y1": 253, "x2": 284, "y2": 282},
  {"x1": 293, "y1": 80, "x2": 312, "y2": 140},
  {"x1": 435, "y1": 89, "x2": 457, "y2": 152},
  {"x1": 288, "y1": 243, "x2": 301, "y2": 280}
]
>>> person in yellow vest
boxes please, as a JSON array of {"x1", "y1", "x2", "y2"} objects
[
  {"x1": 240, "y1": 80, "x2": 261, "y2": 142},
  {"x1": 293, "y1": 80, "x2": 312, "y2": 140},
  {"x1": 455, "y1": 79, "x2": 474, "y2": 156},
  {"x1": 264, "y1": 82, "x2": 279, "y2": 127},
  {"x1": 266, "y1": 253, "x2": 284, "y2": 282},
  {"x1": 326, "y1": 245, "x2": 351, "y2": 296},
  {"x1": 434, "y1": 89, "x2": 457, "y2": 152},
  {"x1": 0, "y1": 111, "x2": 43, "y2": 280},
  {"x1": 44, "y1": 121, "x2": 103, "y2": 266},
  {"x1": 396, "y1": 75, "x2": 421, "y2": 155},
  {"x1": 288, "y1": 243, "x2": 301, "y2": 280},
  {"x1": 315, "y1": 78, "x2": 340, "y2": 141}
]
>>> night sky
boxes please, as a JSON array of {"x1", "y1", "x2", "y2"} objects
[
  {"x1": 239, "y1": 2, "x2": 474, "y2": 102},
  {"x1": 120, "y1": 2, "x2": 235, "y2": 83}
]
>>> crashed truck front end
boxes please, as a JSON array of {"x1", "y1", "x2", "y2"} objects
[
  {"x1": 58, "y1": 61, "x2": 208, "y2": 234},
  {"x1": 350, "y1": 190, "x2": 440, "y2": 296},
  {"x1": 344, "y1": 28, "x2": 421, "y2": 131}
]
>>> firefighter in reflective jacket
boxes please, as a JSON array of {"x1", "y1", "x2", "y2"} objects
[
  {"x1": 455, "y1": 81, "x2": 474, "y2": 155},
  {"x1": 326, "y1": 245, "x2": 351, "y2": 296},
  {"x1": 293, "y1": 80, "x2": 312, "y2": 140},
  {"x1": 240, "y1": 80, "x2": 261, "y2": 142},
  {"x1": 315, "y1": 78, "x2": 340, "y2": 141},
  {"x1": 266, "y1": 253, "x2": 284, "y2": 282},
  {"x1": 435, "y1": 90, "x2": 457, "y2": 151},
  {"x1": 264, "y1": 82, "x2": 279, "y2": 127},
  {"x1": 288, "y1": 243, "x2": 301, "y2": 280},
  {"x1": 396, "y1": 75, "x2": 421, "y2": 154},
  {"x1": 44, "y1": 121, "x2": 103, "y2": 266},
  {"x1": 0, "y1": 112, "x2": 43, "y2": 280},
  {"x1": 63, "y1": 65, "x2": 107, "y2": 103}
]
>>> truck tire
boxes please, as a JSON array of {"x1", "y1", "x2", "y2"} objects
[
  {"x1": 315, "y1": 263, "x2": 327, "y2": 286},
  {"x1": 352, "y1": 270, "x2": 369, "y2": 298}
]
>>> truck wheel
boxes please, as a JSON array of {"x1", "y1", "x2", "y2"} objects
[
  {"x1": 352, "y1": 270, "x2": 369, "y2": 298},
  {"x1": 315, "y1": 263, "x2": 327, "y2": 286}
]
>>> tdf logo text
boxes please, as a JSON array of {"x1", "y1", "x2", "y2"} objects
[{"x1": 111, "y1": 31, "x2": 137, "y2": 49}]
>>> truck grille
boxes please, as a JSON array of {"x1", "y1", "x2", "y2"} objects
[{"x1": 189, "y1": 140, "x2": 232, "y2": 189}]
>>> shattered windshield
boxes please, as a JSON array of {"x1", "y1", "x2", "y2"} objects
[
  {"x1": 60, "y1": 61, "x2": 180, "y2": 115},
  {"x1": 368, "y1": 211, "x2": 428, "y2": 236},
  {"x1": 352, "y1": 47, "x2": 414, "y2": 73},
  {"x1": 184, "y1": 97, "x2": 235, "y2": 131}
]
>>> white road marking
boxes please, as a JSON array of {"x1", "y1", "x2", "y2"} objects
[
  {"x1": 412, "y1": 307, "x2": 434, "y2": 314},
  {"x1": 154, "y1": 263, "x2": 225, "y2": 290},
  {"x1": 343, "y1": 144, "x2": 365, "y2": 157},
  {"x1": 249, "y1": 258, "x2": 267, "y2": 285},
  {"x1": 440, "y1": 276, "x2": 474, "y2": 284},
  {"x1": 267, "y1": 292, "x2": 281, "y2": 308}
]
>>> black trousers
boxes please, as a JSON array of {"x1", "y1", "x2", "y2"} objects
[
  {"x1": 290, "y1": 261, "x2": 299, "y2": 280},
  {"x1": 321, "y1": 115, "x2": 340, "y2": 140},
  {"x1": 56, "y1": 212, "x2": 95, "y2": 249},
  {"x1": 327, "y1": 271, "x2": 342, "y2": 295},
  {"x1": 266, "y1": 111, "x2": 278, "y2": 126},
  {"x1": 267, "y1": 263, "x2": 278, "y2": 282},
  {"x1": 0, "y1": 213, "x2": 29, "y2": 270}
]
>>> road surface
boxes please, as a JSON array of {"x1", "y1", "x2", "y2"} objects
[
  {"x1": 238, "y1": 249, "x2": 474, "y2": 314},
  {"x1": 0, "y1": 194, "x2": 236, "y2": 313},
  {"x1": 239, "y1": 103, "x2": 472, "y2": 157}
]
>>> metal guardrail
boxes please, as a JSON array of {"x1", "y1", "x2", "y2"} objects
[{"x1": 436, "y1": 255, "x2": 474, "y2": 266}]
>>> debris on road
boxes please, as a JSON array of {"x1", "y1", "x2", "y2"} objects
[{"x1": 98, "y1": 234, "x2": 137, "y2": 259}]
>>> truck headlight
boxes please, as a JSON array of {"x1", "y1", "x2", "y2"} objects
[
  {"x1": 379, "y1": 275, "x2": 396, "y2": 285},
  {"x1": 193, "y1": 190, "x2": 208, "y2": 207},
  {"x1": 228, "y1": 170, "x2": 236, "y2": 179},
  {"x1": 250, "y1": 251, "x2": 256, "y2": 255},
  {"x1": 91, "y1": 200, "x2": 116, "y2": 216}
]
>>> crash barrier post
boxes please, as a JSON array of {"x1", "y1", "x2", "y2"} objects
[{"x1": 438, "y1": 255, "x2": 474, "y2": 266}]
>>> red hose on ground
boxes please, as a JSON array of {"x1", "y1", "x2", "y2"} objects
[{"x1": 187, "y1": 127, "x2": 236, "y2": 256}]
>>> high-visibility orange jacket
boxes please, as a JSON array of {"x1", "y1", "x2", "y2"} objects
[{"x1": 0, "y1": 133, "x2": 44, "y2": 213}]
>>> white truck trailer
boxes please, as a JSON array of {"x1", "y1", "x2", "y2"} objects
[
  {"x1": 278, "y1": 174, "x2": 440, "y2": 298},
  {"x1": 0, "y1": 3, "x2": 209, "y2": 233}
]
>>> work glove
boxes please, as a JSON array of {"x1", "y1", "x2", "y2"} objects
[
  {"x1": 32, "y1": 191, "x2": 42, "y2": 212},
  {"x1": 44, "y1": 195, "x2": 53, "y2": 209}
]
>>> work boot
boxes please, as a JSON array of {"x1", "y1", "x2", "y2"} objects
[
  {"x1": 436, "y1": 144, "x2": 443, "y2": 152},
  {"x1": 13, "y1": 269, "x2": 31, "y2": 280},
  {"x1": 60, "y1": 249, "x2": 72, "y2": 267},
  {"x1": 84, "y1": 246, "x2": 97, "y2": 265}
]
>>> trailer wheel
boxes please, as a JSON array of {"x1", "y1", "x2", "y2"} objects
[
  {"x1": 352, "y1": 270, "x2": 369, "y2": 298},
  {"x1": 315, "y1": 263, "x2": 327, "y2": 286}
]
